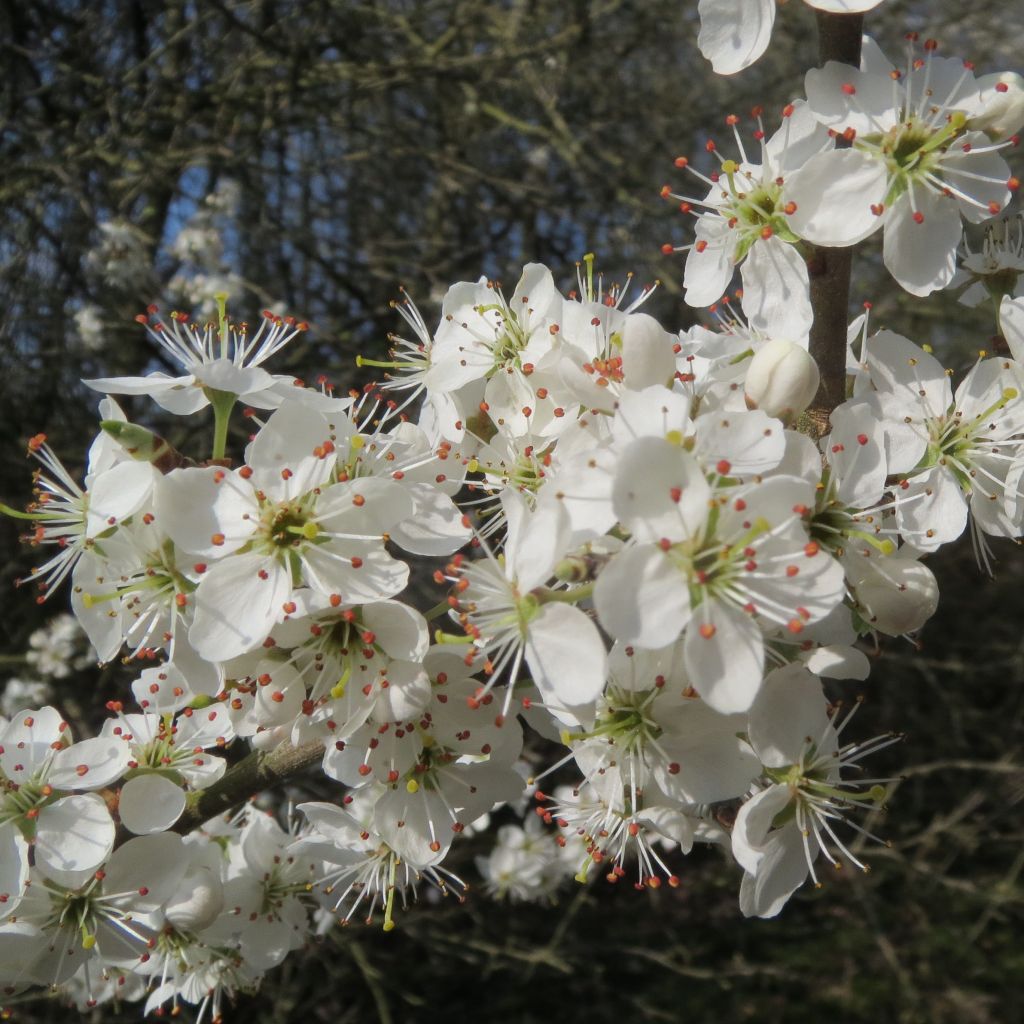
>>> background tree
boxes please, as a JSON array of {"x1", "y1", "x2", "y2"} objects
[{"x1": 1, "y1": 2, "x2": 1022, "y2": 1020}]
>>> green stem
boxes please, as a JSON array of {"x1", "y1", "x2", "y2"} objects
[
  {"x1": 206, "y1": 388, "x2": 237, "y2": 462},
  {"x1": 533, "y1": 582, "x2": 595, "y2": 605},
  {"x1": 422, "y1": 598, "x2": 454, "y2": 620}
]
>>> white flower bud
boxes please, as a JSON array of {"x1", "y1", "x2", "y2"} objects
[
  {"x1": 851, "y1": 555, "x2": 939, "y2": 636},
  {"x1": 969, "y1": 72, "x2": 1024, "y2": 140},
  {"x1": 744, "y1": 340, "x2": 820, "y2": 422}
]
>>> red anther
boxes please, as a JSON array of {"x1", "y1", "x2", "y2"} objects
[
  {"x1": 282, "y1": 601, "x2": 297, "y2": 614},
  {"x1": 174, "y1": 593, "x2": 187, "y2": 608},
  {"x1": 350, "y1": 557, "x2": 363, "y2": 568},
  {"x1": 913, "y1": 211, "x2": 925, "y2": 224},
  {"x1": 674, "y1": 156, "x2": 689, "y2": 168},
  {"x1": 725, "y1": 113, "x2": 739, "y2": 126},
  {"x1": 75, "y1": 764, "x2": 89, "y2": 777},
  {"x1": 733, "y1": 498, "x2": 747, "y2": 511},
  {"x1": 786, "y1": 565, "x2": 799, "y2": 578},
  {"x1": 842, "y1": 127, "x2": 856, "y2": 142},
  {"x1": 658, "y1": 537, "x2": 673, "y2": 552},
  {"x1": 787, "y1": 618, "x2": 805, "y2": 634},
  {"x1": 1009, "y1": 178, "x2": 1021, "y2": 192},
  {"x1": 667, "y1": 762, "x2": 680, "y2": 775},
  {"x1": 750, "y1": 105, "x2": 763, "y2": 118},
  {"x1": 357, "y1": 764, "x2": 372, "y2": 776},
  {"x1": 988, "y1": 201, "x2": 1002, "y2": 214},
  {"x1": 628, "y1": 822, "x2": 640, "y2": 837},
  {"x1": 695, "y1": 240, "x2": 708, "y2": 253},
  {"x1": 699, "y1": 623, "x2": 716, "y2": 639},
  {"x1": 923, "y1": 38, "x2": 938, "y2": 51},
  {"x1": 781, "y1": 103, "x2": 795, "y2": 118},
  {"x1": 705, "y1": 139, "x2": 716, "y2": 153},
  {"x1": 194, "y1": 563, "x2": 207, "y2": 574},
  {"x1": 783, "y1": 201, "x2": 798, "y2": 215},
  {"x1": 804, "y1": 541, "x2": 820, "y2": 557},
  {"x1": 792, "y1": 504, "x2": 809, "y2": 516},
  {"x1": 135, "y1": 313, "x2": 149, "y2": 324},
  {"x1": 857, "y1": 433, "x2": 869, "y2": 445},
  {"x1": 270, "y1": 691, "x2": 284, "y2": 703},
  {"x1": 211, "y1": 533, "x2": 225, "y2": 546},
  {"x1": 669, "y1": 486, "x2": 682, "y2": 503},
  {"x1": 660, "y1": 184, "x2": 672, "y2": 199},
  {"x1": 661, "y1": 243, "x2": 674, "y2": 255},
  {"x1": 841, "y1": 83, "x2": 856, "y2": 95},
  {"x1": 330, "y1": 593, "x2": 342, "y2": 607},
  {"x1": 716, "y1": 459, "x2": 732, "y2": 475},
  {"x1": 280, "y1": 467, "x2": 293, "y2": 480},
  {"x1": 760, "y1": 226, "x2": 774, "y2": 239}
]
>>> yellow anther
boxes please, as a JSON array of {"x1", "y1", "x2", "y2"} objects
[
  {"x1": 301, "y1": 521, "x2": 320, "y2": 540},
  {"x1": 406, "y1": 779, "x2": 420, "y2": 794}
]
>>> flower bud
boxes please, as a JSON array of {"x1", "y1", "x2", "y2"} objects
[
  {"x1": 852, "y1": 555, "x2": 939, "y2": 636},
  {"x1": 969, "y1": 72, "x2": 1024, "y2": 140},
  {"x1": 744, "y1": 340, "x2": 820, "y2": 422}
]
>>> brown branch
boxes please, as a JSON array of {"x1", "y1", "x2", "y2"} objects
[
  {"x1": 805, "y1": 12, "x2": 865, "y2": 437},
  {"x1": 173, "y1": 738, "x2": 326, "y2": 834}
]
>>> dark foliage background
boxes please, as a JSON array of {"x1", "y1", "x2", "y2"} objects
[{"x1": 1, "y1": 1, "x2": 1022, "y2": 1021}]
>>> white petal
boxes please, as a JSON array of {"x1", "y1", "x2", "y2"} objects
[
  {"x1": 104, "y1": 833, "x2": 189, "y2": 912},
  {"x1": 49, "y1": 736, "x2": 130, "y2": 790},
  {"x1": 595, "y1": 544, "x2": 690, "y2": 648},
  {"x1": 786, "y1": 149, "x2": 887, "y2": 245},
  {"x1": 525, "y1": 603, "x2": 607, "y2": 709},
  {"x1": 683, "y1": 600, "x2": 764, "y2": 713},
  {"x1": 0, "y1": 823, "x2": 29, "y2": 919},
  {"x1": 732, "y1": 784, "x2": 792, "y2": 873},
  {"x1": 156, "y1": 465, "x2": 257, "y2": 557},
  {"x1": 117, "y1": 774, "x2": 187, "y2": 834},
  {"x1": 34, "y1": 793, "x2": 115, "y2": 887},
  {"x1": 696, "y1": 0, "x2": 775, "y2": 75},
  {"x1": 740, "y1": 236, "x2": 812, "y2": 342},
  {"x1": 683, "y1": 215, "x2": 735, "y2": 306},
  {"x1": 748, "y1": 663, "x2": 830, "y2": 768},
  {"x1": 190, "y1": 553, "x2": 292, "y2": 660},
  {"x1": 883, "y1": 189, "x2": 962, "y2": 297},
  {"x1": 86, "y1": 462, "x2": 155, "y2": 538}
]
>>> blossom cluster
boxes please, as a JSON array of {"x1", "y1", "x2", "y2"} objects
[{"x1": 0, "y1": 11, "x2": 1022, "y2": 1021}]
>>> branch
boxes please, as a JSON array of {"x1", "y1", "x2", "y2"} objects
[
  {"x1": 805, "y1": 12, "x2": 865, "y2": 437},
  {"x1": 173, "y1": 738, "x2": 325, "y2": 833}
]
